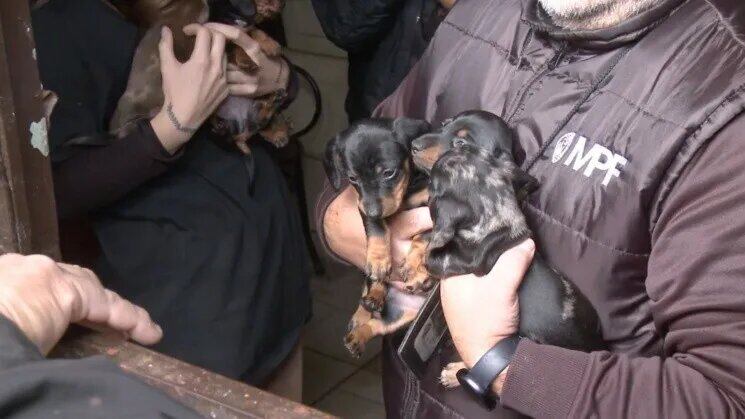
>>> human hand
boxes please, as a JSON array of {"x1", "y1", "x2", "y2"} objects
[
  {"x1": 440, "y1": 239, "x2": 534, "y2": 371},
  {"x1": 151, "y1": 24, "x2": 229, "y2": 153},
  {"x1": 387, "y1": 207, "x2": 433, "y2": 289},
  {"x1": 204, "y1": 23, "x2": 289, "y2": 98},
  {"x1": 0, "y1": 254, "x2": 162, "y2": 355}
]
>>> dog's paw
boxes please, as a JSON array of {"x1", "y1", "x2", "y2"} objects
[
  {"x1": 365, "y1": 258, "x2": 392, "y2": 281},
  {"x1": 361, "y1": 293, "x2": 385, "y2": 313},
  {"x1": 344, "y1": 330, "x2": 365, "y2": 358},
  {"x1": 400, "y1": 250, "x2": 432, "y2": 294},
  {"x1": 440, "y1": 362, "x2": 467, "y2": 388}
]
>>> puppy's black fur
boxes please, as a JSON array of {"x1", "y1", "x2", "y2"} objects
[
  {"x1": 412, "y1": 110, "x2": 605, "y2": 351},
  {"x1": 324, "y1": 117, "x2": 434, "y2": 357}
]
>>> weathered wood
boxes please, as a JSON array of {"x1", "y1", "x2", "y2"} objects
[
  {"x1": 0, "y1": 0, "x2": 60, "y2": 257},
  {"x1": 52, "y1": 327, "x2": 335, "y2": 419}
]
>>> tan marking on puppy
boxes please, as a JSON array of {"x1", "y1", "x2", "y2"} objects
[
  {"x1": 365, "y1": 230, "x2": 392, "y2": 281},
  {"x1": 440, "y1": 361, "x2": 467, "y2": 388},
  {"x1": 413, "y1": 144, "x2": 444, "y2": 171},
  {"x1": 259, "y1": 116, "x2": 290, "y2": 148},
  {"x1": 401, "y1": 234, "x2": 434, "y2": 293},
  {"x1": 361, "y1": 279, "x2": 387, "y2": 313},
  {"x1": 380, "y1": 161, "x2": 411, "y2": 217},
  {"x1": 456, "y1": 128, "x2": 470, "y2": 138}
]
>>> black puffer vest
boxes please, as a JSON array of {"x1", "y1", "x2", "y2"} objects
[{"x1": 375, "y1": 0, "x2": 745, "y2": 416}]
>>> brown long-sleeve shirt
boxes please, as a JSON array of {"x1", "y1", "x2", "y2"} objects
[{"x1": 315, "y1": 0, "x2": 745, "y2": 416}]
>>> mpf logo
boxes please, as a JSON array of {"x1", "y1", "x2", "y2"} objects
[{"x1": 552, "y1": 133, "x2": 627, "y2": 187}]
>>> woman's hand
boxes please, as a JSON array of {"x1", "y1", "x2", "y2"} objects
[
  {"x1": 151, "y1": 25, "x2": 229, "y2": 154},
  {"x1": 204, "y1": 23, "x2": 290, "y2": 98},
  {"x1": 0, "y1": 254, "x2": 163, "y2": 355},
  {"x1": 440, "y1": 239, "x2": 534, "y2": 370}
]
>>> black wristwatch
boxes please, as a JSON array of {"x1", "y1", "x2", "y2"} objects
[{"x1": 456, "y1": 335, "x2": 520, "y2": 410}]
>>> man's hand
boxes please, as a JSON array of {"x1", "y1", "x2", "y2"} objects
[
  {"x1": 324, "y1": 186, "x2": 433, "y2": 285},
  {"x1": 0, "y1": 254, "x2": 162, "y2": 355},
  {"x1": 151, "y1": 24, "x2": 229, "y2": 154},
  {"x1": 204, "y1": 23, "x2": 290, "y2": 98},
  {"x1": 440, "y1": 239, "x2": 535, "y2": 392}
]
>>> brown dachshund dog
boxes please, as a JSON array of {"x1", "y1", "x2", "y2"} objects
[{"x1": 109, "y1": 0, "x2": 289, "y2": 153}]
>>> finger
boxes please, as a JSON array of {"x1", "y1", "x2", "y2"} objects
[
  {"x1": 204, "y1": 23, "x2": 253, "y2": 49},
  {"x1": 484, "y1": 239, "x2": 535, "y2": 292},
  {"x1": 158, "y1": 26, "x2": 178, "y2": 71},
  {"x1": 228, "y1": 82, "x2": 259, "y2": 97},
  {"x1": 227, "y1": 69, "x2": 255, "y2": 84},
  {"x1": 210, "y1": 32, "x2": 227, "y2": 72},
  {"x1": 183, "y1": 24, "x2": 212, "y2": 63},
  {"x1": 69, "y1": 274, "x2": 162, "y2": 345},
  {"x1": 100, "y1": 290, "x2": 162, "y2": 345},
  {"x1": 389, "y1": 207, "x2": 433, "y2": 239},
  {"x1": 205, "y1": 23, "x2": 262, "y2": 61}
]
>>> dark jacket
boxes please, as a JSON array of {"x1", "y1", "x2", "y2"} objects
[
  {"x1": 0, "y1": 315, "x2": 200, "y2": 418},
  {"x1": 311, "y1": 0, "x2": 446, "y2": 122},
  {"x1": 317, "y1": 0, "x2": 745, "y2": 417}
]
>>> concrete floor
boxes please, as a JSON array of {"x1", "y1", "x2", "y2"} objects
[{"x1": 302, "y1": 245, "x2": 385, "y2": 418}]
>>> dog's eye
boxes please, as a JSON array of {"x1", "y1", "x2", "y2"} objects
[
  {"x1": 383, "y1": 169, "x2": 397, "y2": 179},
  {"x1": 348, "y1": 175, "x2": 359, "y2": 184},
  {"x1": 452, "y1": 137, "x2": 468, "y2": 148}
]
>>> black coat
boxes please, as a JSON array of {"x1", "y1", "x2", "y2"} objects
[
  {"x1": 32, "y1": 0, "x2": 311, "y2": 384},
  {"x1": 311, "y1": 0, "x2": 446, "y2": 122}
]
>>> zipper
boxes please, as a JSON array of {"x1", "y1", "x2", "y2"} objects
[{"x1": 505, "y1": 42, "x2": 568, "y2": 124}]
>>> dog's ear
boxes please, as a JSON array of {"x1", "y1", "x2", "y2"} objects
[
  {"x1": 512, "y1": 167, "x2": 539, "y2": 201},
  {"x1": 392, "y1": 117, "x2": 431, "y2": 149},
  {"x1": 323, "y1": 134, "x2": 346, "y2": 190}
]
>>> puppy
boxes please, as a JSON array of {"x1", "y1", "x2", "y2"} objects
[
  {"x1": 324, "y1": 117, "x2": 433, "y2": 357},
  {"x1": 411, "y1": 111, "x2": 605, "y2": 386},
  {"x1": 109, "y1": 0, "x2": 288, "y2": 153}
]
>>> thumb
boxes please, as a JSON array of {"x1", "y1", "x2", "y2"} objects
[
  {"x1": 485, "y1": 239, "x2": 535, "y2": 293},
  {"x1": 389, "y1": 207, "x2": 433, "y2": 239},
  {"x1": 158, "y1": 26, "x2": 178, "y2": 73}
]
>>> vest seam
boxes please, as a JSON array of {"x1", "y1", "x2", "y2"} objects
[
  {"x1": 524, "y1": 202, "x2": 651, "y2": 258},
  {"x1": 598, "y1": 89, "x2": 686, "y2": 129},
  {"x1": 649, "y1": 83, "x2": 745, "y2": 230},
  {"x1": 443, "y1": 20, "x2": 535, "y2": 73}
]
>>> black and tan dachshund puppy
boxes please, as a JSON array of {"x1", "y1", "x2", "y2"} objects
[
  {"x1": 410, "y1": 110, "x2": 605, "y2": 385},
  {"x1": 324, "y1": 117, "x2": 434, "y2": 356}
]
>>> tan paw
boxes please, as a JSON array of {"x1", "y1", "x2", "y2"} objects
[{"x1": 440, "y1": 362, "x2": 467, "y2": 388}]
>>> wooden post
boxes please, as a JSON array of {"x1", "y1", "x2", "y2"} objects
[{"x1": 0, "y1": 0, "x2": 60, "y2": 258}]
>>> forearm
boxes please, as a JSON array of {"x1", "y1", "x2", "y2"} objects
[
  {"x1": 499, "y1": 340, "x2": 745, "y2": 418},
  {"x1": 53, "y1": 119, "x2": 181, "y2": 219},
  {"x1": 320, "y1": 185, "x2": 367, "y2": 269}
]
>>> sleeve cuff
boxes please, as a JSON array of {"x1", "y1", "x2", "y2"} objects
[
  {"x1": 0, "y1": 313, "x2": 44, "y2": 370},
  {"x1": 140, "y1": 119, "x2": 184, "y2": 163},
  {"x1": 314, "y1": 180, "x2": 353, "y2": 266},
  {"x1": 500, "y1": 339, "x2": 589, "y2": 419}
]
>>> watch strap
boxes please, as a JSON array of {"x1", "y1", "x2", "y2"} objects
[{"x1": 457, "y1": 335, "x2": 520, "y2": 409}]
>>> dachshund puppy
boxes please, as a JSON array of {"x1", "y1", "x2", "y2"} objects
[
  {"x1": 324, "y1": 117, "x2": 433, "y2": 356},
  {"x1": 109, "y1": 0, "x2": 288, "y2": 153},
  {"x1": 411, "y1": 111, "x2": 605, "y2": 386}
]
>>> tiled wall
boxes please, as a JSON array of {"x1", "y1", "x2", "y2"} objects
[{"x1": 281, "y1": 0, "x2": 349, "y2": 224}]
